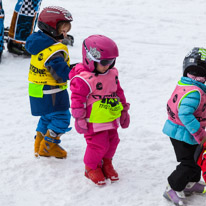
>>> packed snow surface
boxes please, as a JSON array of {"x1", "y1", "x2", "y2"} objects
[{"x1": 1, "y1": 0, "x2": 206, "y2": 205}]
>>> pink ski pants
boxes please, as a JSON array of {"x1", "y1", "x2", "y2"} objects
[{"x1": 84, "y1": 129, "x2": 120, "y2": 170}]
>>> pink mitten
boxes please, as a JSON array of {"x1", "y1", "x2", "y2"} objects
[
  {"x1": 120, "y1": 103, "x2": 130, "y2": 129},
  {"x1": 75, "y1": 118, "x2": 88, "y2": 134},
  {"x1": 72, "y1": 108, "x2": 88, "y2": 134},
  {"x1": 72, "y1": 108, "x2": 86, "y2": 118}
]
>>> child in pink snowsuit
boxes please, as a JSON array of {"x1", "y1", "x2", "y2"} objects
[{"x1": 69, "y1": 35, "x2": 130, "y2": 186}]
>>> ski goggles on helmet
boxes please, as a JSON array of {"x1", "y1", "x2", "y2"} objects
[
  {"x1": 84, "y1": 41, "x2": 115, "y2": 66},
  {"x1": 95, "y1": 58, "x2": 115, "y2": 66}
]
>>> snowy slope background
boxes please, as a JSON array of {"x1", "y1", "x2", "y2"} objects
[{"x1": 1, "y1": 0, "x2": 206, "y2": 205}]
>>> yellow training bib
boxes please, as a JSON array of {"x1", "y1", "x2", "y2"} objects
[{"x1": 28, "y1": 42, "x2": 70, "y2": 86}]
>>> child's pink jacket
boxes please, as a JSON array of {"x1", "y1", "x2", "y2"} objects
[{"x1": 69, "y1": 63, "x2": 127, "y2": 133}]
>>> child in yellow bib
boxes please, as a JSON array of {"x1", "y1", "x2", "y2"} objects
[{"x1": 25, "y1": 6, "x2": 73, "y2": 159}]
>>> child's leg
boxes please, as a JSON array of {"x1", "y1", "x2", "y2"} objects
[
  {"x1": 84, "y1": 130, "x2": 110, "y2": 170},
  {"x1": 83, "y1": 131, "x2": 110, "y2": 185},
  {"x1": 38, "y1": 110, "x2": 71, "y2": 158},
  {"x1": 36, "y1": 116, "x2": 50, "y2": 135},
  {"x1": 34, "y1": 116, "x2": 49, "y2": 157},
  {"x1": 46, "y1": 110, "x2": 71, "y2": 134},
  {"x1": 102, "y1": 129, "x2": 120, "y2": 182},
  {"x1": 168, "y1": 138, "x2": 201, "y2": 192},
  {"x1": 104, "y1": 129, "x2": 120, "y2": 159}
]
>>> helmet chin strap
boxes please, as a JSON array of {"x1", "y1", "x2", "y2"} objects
[
  {"x1": 55, "y1": 33, "x2": 64, "y2": 40},
  {"x1": 42, "y1": 29, "x2": 64, "y2": 40}
]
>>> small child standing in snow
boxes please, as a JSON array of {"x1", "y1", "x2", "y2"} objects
[
  {"x1": 163, "y1": 47, "x2": 206, "y2": 205},
  {"x1": 26, "y1": 6, "x2": 73, "y2": 158},
  {"x1": 69, "y1": 35, "x2": 130, "y2": 186}
]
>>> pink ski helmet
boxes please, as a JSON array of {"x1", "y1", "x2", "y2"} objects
[{"x1": 82, "y1": 35, "x2": 119, "y2": 72}]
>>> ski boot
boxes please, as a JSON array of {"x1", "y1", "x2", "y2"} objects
[
  {"x1": 163, "y1": 184, "x2": 186, "y2": 206},
  {"x1": 85, "y1": 165, "x2": 106, "y2": 186},
  {"x1": 34, "y1": 131, "x2": 44, "y2": 157},
  {"x1": 102, "y1": 158, "x2": 119, "y2": 182},
  {"x1": 184, "y1": 181, "x2": 206, "y2": 195},
  {"x1": 38, "y1": 129, "x2": 67, "y2": 159},
  {"x1": 7, "y1": 39, "x2": 30, "y2": 56}
]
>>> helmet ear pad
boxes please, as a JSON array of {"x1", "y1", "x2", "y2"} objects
[{"x1": 184, "y1": 65, "x2": 206, "y2": 77}]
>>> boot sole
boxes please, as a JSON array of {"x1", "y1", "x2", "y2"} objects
[
  {"x1": 39, "y1": 154, "x2": 67, "y2": 159},
  {"x1": 38, "y1": 148, "x2": 67, "y2": 159},
  {"x1": 85, "y1": 173, "x2": 106, "y2": 186},
  {"x1": 163, "y1": 192, "x2": 185, "y2": 206}
]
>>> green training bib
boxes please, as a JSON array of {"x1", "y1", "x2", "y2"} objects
[{"x1": 89, "y1": 98, "x2": 123, "y2": 123}]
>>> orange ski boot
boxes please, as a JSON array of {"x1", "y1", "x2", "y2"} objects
[
  {"x1": 34, "y1": 131, "x2": 44, "y2": 157},
  {"x1": 39, "y1": 129, "x2": 67, "y2": 159}
]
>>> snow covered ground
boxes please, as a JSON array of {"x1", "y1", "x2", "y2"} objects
[{"x1": 1, "y1": 0, "x2": 206, "y2": 205}]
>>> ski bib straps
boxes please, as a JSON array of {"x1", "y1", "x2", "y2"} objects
[
  {"x1": 28, "y1": 42, "x2": 70, "y2": 86},
  {"x1": 167, "y1": 80, "x2": 206, "y2": 127}
]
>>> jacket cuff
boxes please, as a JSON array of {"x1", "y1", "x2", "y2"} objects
[
  {"x1": 122, "y1": 103, "x2": 130, "y2": 111},
  {"x1": 193, "y1": 128, "x2": 206, "y2": 144},
  {"x1": 71, "y1": 108, "x2": 86, "y2": 118}
]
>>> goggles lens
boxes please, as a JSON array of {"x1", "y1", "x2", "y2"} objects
[{"x1": 99, "y1": 59, "x2": 115, "y2": 66}]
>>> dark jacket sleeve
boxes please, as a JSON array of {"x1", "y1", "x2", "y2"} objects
[{"x1": 45, "y1": 52, "x2": 71, "y2": 82}]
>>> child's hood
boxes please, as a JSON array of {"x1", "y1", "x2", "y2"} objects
[
  {"x1": 69, "y1": 63, "x2": 88, "y2": 80},
  {"x1": 181, "y1": 76, "x2": 206, "y2": 92},
  {"x1": 25, "y1": 31, "x2": 56, "y2": 55}
]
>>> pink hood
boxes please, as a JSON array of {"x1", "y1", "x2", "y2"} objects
[{"x1": 69, "y1": 63, "x2": 88, "y2": 79}]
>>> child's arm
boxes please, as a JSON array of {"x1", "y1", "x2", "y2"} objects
[
  {"x1": 70, "y1": 77, "x2": 90, "y2": 134},
  {"x1": 45, "y1": 53, "x2": 71, "y2": 82},
  {"x1": 178, "y1": 91, "x2": 206, "y2": 143},
  {"x1": 116, "y1": 80, "x2": 130, "y2": 128},
  {"x1": 70, "y1": 77, "x2": 90, "y2": 109}
]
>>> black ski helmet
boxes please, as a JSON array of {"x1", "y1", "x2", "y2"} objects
[{"x1": 183, "y1": 47, "x2": 206, "y2": 77}]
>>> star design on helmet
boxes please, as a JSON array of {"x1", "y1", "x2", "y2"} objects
[{"x1": 87, "y1": 47, "x2": 101, "y2": 61}]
